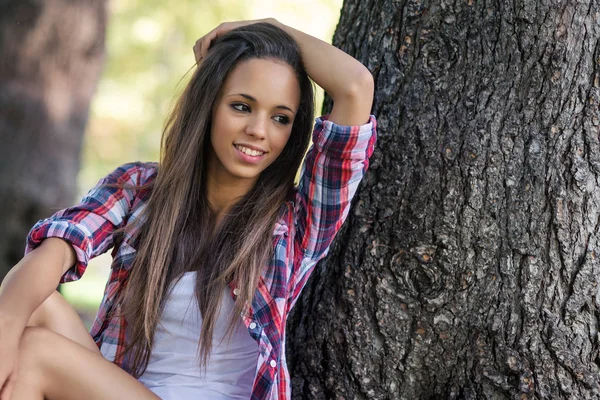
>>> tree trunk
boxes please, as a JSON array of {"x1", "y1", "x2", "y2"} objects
[
  {"x1": 0, "y1": 0, "x2": 107, "y2": 280},
  {"x1": 287, "y1": 0, "x2": 600, "y2": 398}
]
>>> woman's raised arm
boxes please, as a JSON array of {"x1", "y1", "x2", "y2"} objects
[
  {"x1": 269, "y1": 19, "x2": 374, "y2": 126},
  {"x1": 193, "y1": 18, "x2": 374, "y2": 126}
]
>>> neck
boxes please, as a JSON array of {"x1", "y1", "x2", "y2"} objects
[{"x1": 206, "y1": 171, "x2": 256, "y2": 223}]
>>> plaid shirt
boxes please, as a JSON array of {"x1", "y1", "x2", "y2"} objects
[{"x1": 26, "y1": 115, "x2": 377, "y2": 399}]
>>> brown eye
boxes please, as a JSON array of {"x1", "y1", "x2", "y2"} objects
[
  {"x1": 231, "y1": 103, "x2": 250, "y2": 112},
  {"x1": 273, "y1": 115, "x2": 290, "y2": 125}
]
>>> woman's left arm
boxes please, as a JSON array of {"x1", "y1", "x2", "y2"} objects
[{"x1": 269, "y1": 19, "x2": 374, "y2": 126}]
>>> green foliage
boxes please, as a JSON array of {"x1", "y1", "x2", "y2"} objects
[{"x1": 80, "y1": 0, "x2": 248, "y2": 187}]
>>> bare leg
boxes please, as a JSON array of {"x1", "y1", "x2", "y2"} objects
[
  {"x1": 27, "y1": 290, "x2": 99, "y2": 354},
  {"x1": 12, "y1": 327, "x2": 160, "y2": 400}
]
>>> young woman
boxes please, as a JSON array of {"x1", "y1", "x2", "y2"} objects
[{"x1": 0, "y1": 19, "x2": 376, "y2": 400}]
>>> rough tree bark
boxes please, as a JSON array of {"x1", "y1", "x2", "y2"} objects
[
  {"x1": 0, "y1": 0, "x2": 107, "y2": 280},
  {"x1": 288, "y1": 0, "x2": 600, "y2": 398}
]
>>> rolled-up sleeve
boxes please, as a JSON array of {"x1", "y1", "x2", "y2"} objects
[
  {"x1": 25, "y1": 162, "x2": 152, "y2": 283},
  {"x1": 288, "y1": 115, "x2": 377, "y2": 304}
]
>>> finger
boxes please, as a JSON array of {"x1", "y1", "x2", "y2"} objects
[
  {"x1": 193, "y1": 41, "x2": 201, "y2": 63},
  {"x1": 199, "y1": 30, "x2": 217, "y2": 58},
  {"x1": 1, "y1": 371, "x2": 16, "y2": 400},
  {"x1": 192, "y1": 37, "x2": 210, "y2": 63},
  {"x1": 193, "y1": 34, "x2": 208, "y2": 61},
  {"x1": 0, "y1": 372, "x2": 7, "y2": 399},
  {"x1": 199, "y1": 22, "x2": 233, "y2": 58},
  {"x1": 0, "y1": 380, "x2": 9, "y2": 400},
  {"x1": 194, "y1": 21, "x2": 241, "y2": 62}
]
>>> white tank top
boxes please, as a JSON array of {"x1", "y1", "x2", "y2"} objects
[{"x1": 138, "y1": 272, "x2": 258, "y2": 399}]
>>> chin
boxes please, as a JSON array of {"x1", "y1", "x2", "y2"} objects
[{"x1": 230, "y1": 168, "x2": 262, "y2": 181}]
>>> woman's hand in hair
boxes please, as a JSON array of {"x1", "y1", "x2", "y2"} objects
[{"x1": 193, "y1": 18, "x2": 276, "y2": 63}]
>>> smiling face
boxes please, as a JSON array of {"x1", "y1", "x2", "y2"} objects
[{"x1": 207, "y1": 58, "x2": 301, "y2": 191}]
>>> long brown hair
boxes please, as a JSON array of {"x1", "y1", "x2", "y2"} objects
[{"x1": 117, "y1": 23, "x2": 314, "y2": 376}]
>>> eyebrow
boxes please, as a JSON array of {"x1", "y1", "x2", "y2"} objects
[{"x1": 227, "y1": 93, "x2": 295, "y2": 113}]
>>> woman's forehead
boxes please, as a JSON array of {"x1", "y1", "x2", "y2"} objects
[{"x1": 220, "y1": 58, "x2": 300, "y2": 110}]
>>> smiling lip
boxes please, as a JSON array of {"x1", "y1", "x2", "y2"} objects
[
  {"x1": 234, "y1": 143, "x2": 267, "y2": 152},
  {"x1": 233, "y1": 144, "x2": 267, "y2": 164}
]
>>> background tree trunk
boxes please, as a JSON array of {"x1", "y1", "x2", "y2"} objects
[
  {"x1": 288, "y1": 0, "x2": 600, "y2": 398},
  {"x1": 0, "y1": 0, "x2": 107, "y2": 280}
]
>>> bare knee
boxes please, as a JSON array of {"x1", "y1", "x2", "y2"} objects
[
  {"x1": 28, "y1": 290, "x2": 62, "y2": 328},
  {"x1": 25, "y1": 290, "x2": 98, "y2": 354},
  {"x1": 19, "y1": 327, "x2": 53, "y2": 367},
  {"x1": 17, "y1": 327, "x2": 52, "y2": 394}
]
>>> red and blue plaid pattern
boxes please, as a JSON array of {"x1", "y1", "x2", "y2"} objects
[{"x1": 26, "y1": 115, "x2": 377, "y2": 399}]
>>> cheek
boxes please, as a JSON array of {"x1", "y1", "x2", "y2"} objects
[
  {"x1": 265, "y1": 133, "x2": 292, "y2": 168},
  {"x1": 210, "y1": 111, "x2": 232, "y2": 149},
  {"x1": 209, "y1": 129, "x2": 219, "y2": 154},
  {"x1": 273, "y1": 131, "x2": 293, "y2": 154}
]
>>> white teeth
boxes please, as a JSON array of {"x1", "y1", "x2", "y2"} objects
[{"x1": 235, "y1": 144, "x2": 264, "y2": 157}]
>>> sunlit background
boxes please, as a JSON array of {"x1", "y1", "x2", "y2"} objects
[{"x1": 61, "y1": 0, "x2": 344, "y2": 322}]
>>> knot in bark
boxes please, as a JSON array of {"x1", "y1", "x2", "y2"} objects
[
  {"x1": 421, "y1": 36, "x2": 459, "y2": 86},
  {"x1": 391, "y1": 245, "x2": 444, "y2": 301}
]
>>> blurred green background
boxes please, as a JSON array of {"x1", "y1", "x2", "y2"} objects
[{"x1": 62, "y1": 0, "x2": 343, "y2": 322}]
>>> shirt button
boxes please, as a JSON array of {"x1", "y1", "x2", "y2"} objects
[
  {"x1": 270, "y1": 360, "x2": 277, "y2": 368},
  {"x1": 233, "y1": 288, "x2": 240, "y2": 296},
  {"x1": 249, "y1": 322, "x2": 257, "y2": 330}
]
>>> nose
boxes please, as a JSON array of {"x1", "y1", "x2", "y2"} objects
[{"x1": 245, "y1": 115, "x2": 267, "y2": 139}]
